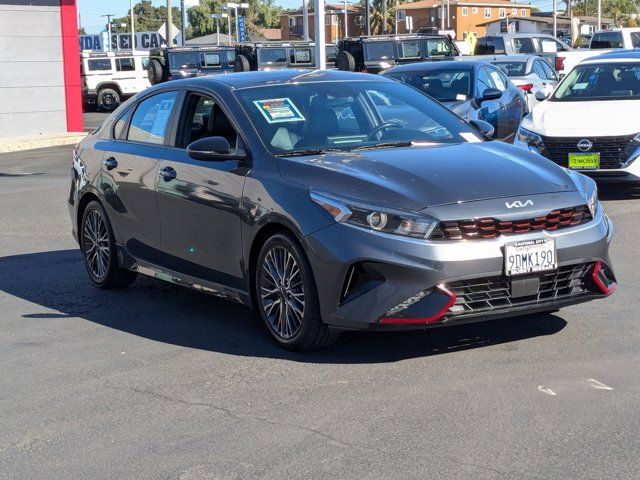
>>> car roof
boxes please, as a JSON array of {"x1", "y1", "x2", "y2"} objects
[
  {"x1": 490, "y1": 54, "x2": 536, "y2": 62},
  {"x1": 173, "y1": 69, "x2": 396, "y2": 90},
  {"x1": 582, "y1": 50, "x2": 640, "y2": 64},
  {"x1": 384, "y1": 60, "x2": 487, "y2": 73},
  {"x1": 481, "y1": 33, "x2": 554, "y2": 39}
]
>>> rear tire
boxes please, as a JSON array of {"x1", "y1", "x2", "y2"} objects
[
  {"x1": 337, "y1": 51, "x2": 356, "y2": 72},
  {"x1": 80, "y1": 200, "x2": 137, "y2": 289},
  {"x1": 255, "y1": 233, "x2": 338, "y2": 351},
  {"x1": 234, "y1": 54, "x2": 251, "y2": 72},
  {"x1": 97, "y1": 88, "x2": 120, "y2": 111}
]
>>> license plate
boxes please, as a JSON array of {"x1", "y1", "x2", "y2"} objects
[
  {"x1": 568, "y1": 152, "x2": 600, "y2": 170},
  {"x1": 504, "y1": 238, "x2": 557, "y2": 277}
]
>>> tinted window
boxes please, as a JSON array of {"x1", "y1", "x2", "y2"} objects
[
  {"x1": 533, "y1": 60, "x2": 547, "y2": 80},
  {"x1": 326, "y1": 45, "x2": 338, "y2": 63},
  {"x1": 169, "y1": 52, "x2": 198, "y2": 68},
  {"x1": 113, "y1": 108, "x2": 132, "y2": 139},
  {"x1": 474, "y1": 37, "x2": 505, "y2": 55},
  {"x1": 553, "y1": 63, "x2": 640, "y2": 101},
  {"x1": 178, "y1": 94, "x2": 238, "y2": 148},
  {"x1": 141, "y1": 57, "x2": 150, "y2": 69},
  {"x1": 226, "y1": 50, "x2": 235, "y2": 64},
  {"x1": 364, "y1": 42, "x2": 394, "y2": 61},
  {"x1": 476, "y1": 67, "x2": 496, "y2": 96},
  {"x1": 115, "y1": 57, "x2": 135, "y2": 71},
  {"x1": 539, "y1": 59, "x2": 557, "y2": 81},
  {"x1": 127, "y1": 91, "x2": 177, "y2": 144},
  {"x1": 235, "y1": 81, "x2": 482, "y2": 154},
  {"x1": 201, "y1": 52, "x2": 221, "y2": 66},
  {"x1": 632, "y1": 32, "x2": 640, "y2": 48},
  {"x1": 400, "y1": 41, "x2": 420, "y2": 58},
  {"x1": 425, "y1": 38, "x2": 453, "y2": 57},
  {"x1": 493, "y1": 61, "x2": 527, "y2": 76},
  {"x1": 88, "y1": 59, "x2": 111, "y2": 71},
  {"x1": 386, "y1": 68, "x2": 472, "y2": 101},
  {"x1": 258, "y1": 48, "x2": 287, "y2": 64},
  {"x1": 291, "y1": 48, "x2": 312, "y2": 64},
  {"x1": 591, "y1": 32, "x2": 624, "y2": 49},
  {"x1": 512, "y1": 37, "x2": 535, "y2": 54}
]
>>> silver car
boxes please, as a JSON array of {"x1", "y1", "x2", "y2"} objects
[{"x1": 492, "y1": 55, "x2": 559, "y2": 111}]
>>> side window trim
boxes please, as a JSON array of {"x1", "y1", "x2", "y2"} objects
[{"x1": 111, "y1": 106, "x2": 134, "y2": 140}]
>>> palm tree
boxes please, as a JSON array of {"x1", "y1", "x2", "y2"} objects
[{"x1": 604, "y1": 0, "x2": 638, "y2": 26}]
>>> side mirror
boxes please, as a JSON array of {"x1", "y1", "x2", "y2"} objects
[
  {"x1": 187, "y1": 136, "x2": 246, "y2": 161},
  {"x1": 481, "y1": 88, "x2": 502, "y2": 102},
  {"x1": 468, "y1": 119, "x2": 495, "y2": 139},
  {"x1": 535, "y1": 89, "x2": 551, "y2": 102}
]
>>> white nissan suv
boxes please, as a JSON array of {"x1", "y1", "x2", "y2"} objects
[{"x1": 514, "y1": 51, "x2": 640, "y2": 183}]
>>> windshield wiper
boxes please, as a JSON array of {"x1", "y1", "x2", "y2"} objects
[
  {"x1": 277, "y1": 148, "x2": 343, "y2": 157},
  {"x1": 352, "y1": 141, "x2": 414, "y2": 151}
]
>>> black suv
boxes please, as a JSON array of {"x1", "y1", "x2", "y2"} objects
[
  {"x1": 147, "y1": 46, "x2": 236, "y2": 84},
  {"x1": 336, "y1": 34, "x2": 459, "y2": 74},
  {"x1": 233, "y1": 41, "x2": 338, "y2": 71}
]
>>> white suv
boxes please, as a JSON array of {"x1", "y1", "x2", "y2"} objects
[{"x1": 81, "y1": 52, "x2": 151, "y2": 111}]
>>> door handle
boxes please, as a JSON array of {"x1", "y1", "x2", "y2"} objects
[
  {"x1": 103, "y1": 157, "x2": 118, "y2": 170},
  {"x1": 158, "y1": 166, "x2": 177, "y2": 182}
]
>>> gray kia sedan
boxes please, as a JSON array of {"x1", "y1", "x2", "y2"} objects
[{"x1": 69, "y1": 69, "x2": 616, "y2": 350}]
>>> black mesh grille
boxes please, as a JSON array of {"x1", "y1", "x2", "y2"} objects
[
  {"x1": 445, "y1": 263, "x2": 595, "y2": 316},
  {"x1": 539, "y1": 134, "x2": 635, "y2": 169}
]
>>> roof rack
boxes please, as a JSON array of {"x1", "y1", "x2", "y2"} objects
[{"x1": 344, "y1": 33, "x2": 447, "y2": 41}]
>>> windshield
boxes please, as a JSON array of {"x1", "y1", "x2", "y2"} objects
[
  {"x1": 364, "y1": 42, "x2": 395, "y2": 61},
  {"x1": 493, "y1": 61, "x2": 527, "y2": 77},
  {"x1": 385, "y1": 68, "x2": 472, "y2": 102},
  {"x1": 553, "y1": 62, "x2": 640, "y2": 101},
  {"x1": 235, "y1": 80, "x2": 482, "y2": 154},
  {"x1": 169, "y1": 52, "x2": 198, "y2": 69}
]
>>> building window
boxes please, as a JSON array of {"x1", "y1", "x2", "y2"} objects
[
  {"x1": 521, "y1": 8, "x2": 527, "y2": 16},
  {"x1": 355, "y1": 14, "x2": 364, "y2": 26},
  {"x1": 332, "y1": 14, "x2": 339, "y2": 25},
  {"x1": 397, "y1": 10, "x2": 406, "y2": 21},
  {"x1": 472, "y1": 7, "x2": 478, "y2": 14},
  {"x1": 325, "y1": 14, "x2": 331, "y2": 25},
  {"x1": 461, "y1": 6, "x2": 468, "y2": 16},
  {"x1": 289, "y1": 17, "x2": 295, "y2": 27},
  {"x1": 512, "y1": 8, "x2": 517, "y2": 14},
  {"x1": 484, "y1": 8, "x2": 491, "y2": 19},
  {"x1": 499, "y1": 8, "x2": 506, "y2": 18}
]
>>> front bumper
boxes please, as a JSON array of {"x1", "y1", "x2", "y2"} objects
[
  {"x1": 514, "y1": 136, "x2": 640, "y2": 184},
  {"x1": 305, "y1": 206, "x2": 615, "y2": 331}
]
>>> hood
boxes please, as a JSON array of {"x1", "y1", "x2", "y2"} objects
[
  {"x1": 524, "y1": 99, "x2": 640, "y2": 137},
  {"x1": 278, "y1": 141, "x2": 576, "y2": 211}
]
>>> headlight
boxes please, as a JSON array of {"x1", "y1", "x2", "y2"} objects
[
  {"x1": 568, "y1": 170, "x2": 598, "y2": 217},
  {"x1": 517, "y1": 127, "x2": 543, "y2": 147},
  {"x1": 310, "y1": 191, "x2": 438, "y2": 239}
]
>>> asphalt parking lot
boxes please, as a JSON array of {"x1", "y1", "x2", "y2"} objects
[{"x1": 1, "y1": 139, "x2": 640, "y2": 478}]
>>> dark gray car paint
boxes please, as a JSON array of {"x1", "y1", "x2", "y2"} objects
[{"x1": 68, "y1": 70, "x2": 613, "y2": 331}]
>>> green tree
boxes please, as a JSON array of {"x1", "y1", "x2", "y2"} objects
[
  {"x1": 112, "y1": 0, "x2": 182, "y2": 33},
  {"x1": 187, "y1": 0, "x2": 282, "y2": 38}
]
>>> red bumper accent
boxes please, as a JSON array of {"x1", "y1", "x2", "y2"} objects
[
  {"x1": 379, "y1": 285, "x2": 457, "y2": 325},
  {"x1": 592, "y1": 261, "x2": 617, "y2": 295}
]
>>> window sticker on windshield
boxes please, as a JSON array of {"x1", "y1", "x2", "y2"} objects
[
  {"x1": 253, "y1": 98, "x2": 305, "y2": 123},
  {"x1": 461, "y1": 132, "x2": 482, "y2": 143},
  {"x1": 572, "y1": 82, "x2": 589, "y2": 90}
]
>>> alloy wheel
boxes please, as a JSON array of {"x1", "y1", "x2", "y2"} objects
[
  {"x1": 260, "y1": 246, "x2": 305, "y2": 339},
  {"x1": 83, "y1": 209, "x2": 110, "y2": 280}
]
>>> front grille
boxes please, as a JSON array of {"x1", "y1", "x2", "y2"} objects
[
  {"x1": 539, "y1": 134, "x2": 635, "y2": 169},
  {"x1": 431, "y1": 205, "x2": 592, "y2": 241},
  {"x1": 445, "y1": 263, "x2": 595, "y2": 317}
]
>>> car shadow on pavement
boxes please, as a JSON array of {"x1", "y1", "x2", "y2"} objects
[{"x1": 0, "y1": 249, "x2": 567, "y2": 364}]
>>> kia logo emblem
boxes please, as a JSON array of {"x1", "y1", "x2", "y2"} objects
[
  {"x1": 506, "y1": 200, "x2": 534, "y2": 208},
  {"x1": 577, "y1": 139, "x2": 593, "y2": 152}
]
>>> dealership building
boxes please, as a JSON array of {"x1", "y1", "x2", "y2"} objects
[{"x1": 0, "y1": 0, "x2": 82, "y2": 138}]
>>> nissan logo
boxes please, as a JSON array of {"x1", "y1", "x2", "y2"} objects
[{"x1": 577, "y1": 139, "x2": 593, "y2": 152}]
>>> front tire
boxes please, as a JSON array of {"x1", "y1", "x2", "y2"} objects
[
  {"x1": 255, "y1": 233, "x2": 338, "y2": 351},
  {"x1": 81, "y1": 200, "x2": 137, "y2": 289}
]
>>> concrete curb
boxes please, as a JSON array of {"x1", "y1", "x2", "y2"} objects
[{"x1": 0, "y1": 132, "x2": 88, "y2": 154}]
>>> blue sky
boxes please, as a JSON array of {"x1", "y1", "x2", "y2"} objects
[{"x1": 78, "y1": 0, "x2": 552, "y2": 35}]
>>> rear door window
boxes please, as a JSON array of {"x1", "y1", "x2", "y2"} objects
[
  {"x1": 291, "y1": 48, "x2": 313, "y2": 64},
  {"x1": 425, "y1": 38, "x2": 453, "y2": 57},
  {"x1": 511, "y1": 37, "x2": 535, "y2": 54},
  {"x1": 258, "y1": 48, "x2": 287, "y2": 65},
  {"x1": 364, "y1": 42, "x2": 394, "y2": 60},
  {"x1": 88, "y1": 58, "x2": 112, "y2": 71},
  {"x1": 399, "y1": 41, "x2": 420, "y2": 59},
  {"x1": 127, "y1": 91, "x2": 178, "y2": 145},
  {"x1": 115, "y1": 58, "x2": 135, "y2": 71},
  {"x1": 630, "y1": 32, "x2": 640, "y2": 48}
]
